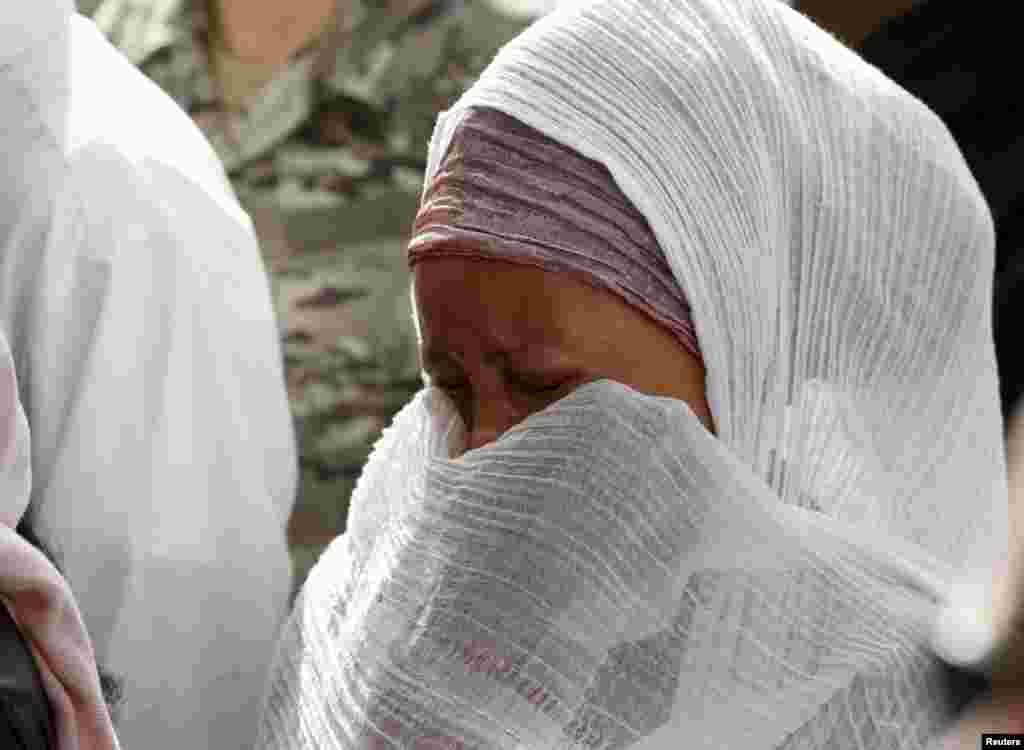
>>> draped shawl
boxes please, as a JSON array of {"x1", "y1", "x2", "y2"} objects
[
  {"x1": 256, "y1": 0, "x2": 1007, "y2": 747},
  {"x1": 1, "y1": 333, "x2": 120, "y2": 750}
]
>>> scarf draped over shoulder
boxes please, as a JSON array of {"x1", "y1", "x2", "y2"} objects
[{"x1": 1, "y1": 333, "x2": 120, "y2": 750}]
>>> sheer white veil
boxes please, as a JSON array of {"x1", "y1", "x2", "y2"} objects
[{"x1": 256, "y1": 0, "x2": 1006, "y2": 747}]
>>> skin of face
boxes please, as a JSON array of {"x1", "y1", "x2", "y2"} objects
[{"x1": 413, "y1": 256, "x2": 716, "y2": 455}]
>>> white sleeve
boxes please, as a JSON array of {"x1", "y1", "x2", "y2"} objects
[{"x1": 6, "y1": 138, "x2": 297, "y2": 750}]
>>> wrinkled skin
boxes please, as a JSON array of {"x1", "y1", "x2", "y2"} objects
[{"x1": 413, "y1": 257, "x2": 716, "y2": 456}]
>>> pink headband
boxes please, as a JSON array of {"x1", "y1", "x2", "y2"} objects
[
  {"x1": 1, "y1": 343, "x2": 120, "y2": 749},
  {"x1": 408, "y1": 107, "x2": 702, "y2": 364}
]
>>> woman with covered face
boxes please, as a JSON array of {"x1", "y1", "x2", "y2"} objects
[{"x1": 256, "y1": 0, "x2": 1016, "y2": 747}]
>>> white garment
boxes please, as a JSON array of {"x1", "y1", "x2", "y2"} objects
[
  {"x1": 1, "y1": 4, "x2": 298, "y2": 749},
  {"x1": 257, "y1": 0, "x2": 1006, "y2": 748}
]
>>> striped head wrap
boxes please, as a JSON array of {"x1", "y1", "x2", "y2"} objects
[{"x1": 408, "y1": 107, "x2": 702, "y2": 364}]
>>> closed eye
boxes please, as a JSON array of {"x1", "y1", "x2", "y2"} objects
[
  {"x1": 505, "y1": 372, "x2": 572, "y2": 395},
  {"x1": 433, "y1": 376, "x2": 568, "y2": 397}
]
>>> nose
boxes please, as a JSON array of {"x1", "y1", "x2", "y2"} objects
[
  {"x1": 462, "y1": 394, "x2": 523, "y2": 454},
  {"x1": 465, "y1": 429, "x2": 503, "y2": 453}
]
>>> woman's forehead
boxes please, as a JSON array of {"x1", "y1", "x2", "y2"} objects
[
  {"x1": 412, "y1": 259, "x2": 605, "y2": 344},
  {"x1": 412, "y1": 256, "x2": 664, "y2": 359}
]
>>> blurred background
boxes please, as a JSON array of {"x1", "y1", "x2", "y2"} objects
[{"x1": 73, "y1": 0, "x2": 1021, "y2": 598}]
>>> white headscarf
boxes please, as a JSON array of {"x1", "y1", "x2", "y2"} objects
[{"x1": 256, "y1": 0, "x2": 1006, "y2": 747}]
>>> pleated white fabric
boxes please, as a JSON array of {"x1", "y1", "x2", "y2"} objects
[{"x1": 256, "y1": 0, "x2": 1007, "y2": 747}]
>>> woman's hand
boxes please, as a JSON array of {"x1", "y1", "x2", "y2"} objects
[
  {"x1": 934, "y1": 686, "x2": 1024, "y2": 748},
  {"x1": 937, "y1": 404, "x2": 1024, "y2": 746}
]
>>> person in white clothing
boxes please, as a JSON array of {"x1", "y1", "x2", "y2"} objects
[{"x1": 1, "y1": 3, "x2": 298, "y2": 749}]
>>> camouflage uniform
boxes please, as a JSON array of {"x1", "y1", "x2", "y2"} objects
[{"x1": 87, "y1": 0, "x2": 533, "y2": 588}]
